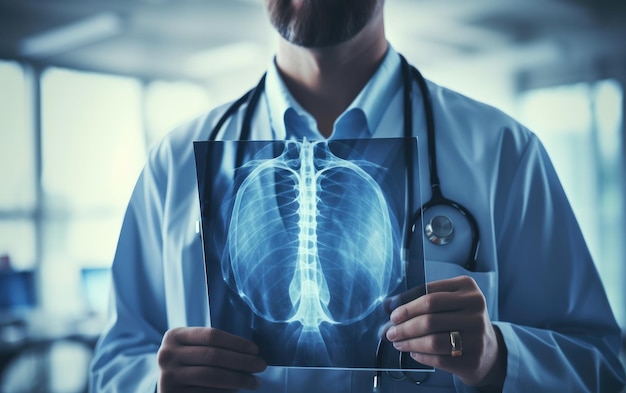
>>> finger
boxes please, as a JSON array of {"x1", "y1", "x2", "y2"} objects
[
  {"x1": 426, "y1": 276, "x2": 477, "y2": 294},
  {"x1": 203, "y1": 390, "x2": 236, "y2": 393},
  {"x1": 173, "y1": 328, "x2": 259, "y2": 355},
  {"x1": 175, "y1": 388, "x2": 235, "y2": 393},
  {"x1": 383, "y1": 284, "x2": 427, "y2": 313},
  {"x1": 175, "y1": 366, "x2": 261, "y2": 390},
  {"x1": 387, "y1": 311, "x2": 477, "y2": 341},
  {"x1": 391, "y1": 332, "x2": 456, "y2": 356},
  {"x1": 178, "y1": 345, "x2": 267, "y2": 373},
  {"x1": 390, "y1": 290, "x2": 483, "y2": 324},
  {"x1": 160, "y1": 378, "x2": 237, "y2": 393},
  {"x1": 409, "y1": 351, "x2": 465, "y2": 373}
]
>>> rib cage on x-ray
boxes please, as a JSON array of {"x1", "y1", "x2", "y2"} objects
[
  {"x1": 224, "y1": 139, "x2": 401, "y2": 362},
  {"x1": 194, "y1": 137, "x2": 424, "y2": 368}
]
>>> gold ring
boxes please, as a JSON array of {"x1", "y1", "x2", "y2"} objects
[{"x1": 450, "y1": 331, "x2": 463, "y2": 357}]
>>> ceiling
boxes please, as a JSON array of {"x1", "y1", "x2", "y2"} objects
[{"x1": 0, "y1": 0, "x2": 625, "y2": 85}]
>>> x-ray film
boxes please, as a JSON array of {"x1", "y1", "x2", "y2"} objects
[{"x1": 194, "y1": 137, "x2": 430, "y2": 372}]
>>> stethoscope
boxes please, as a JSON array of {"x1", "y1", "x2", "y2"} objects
[{"x1": 205, "y1": 53, "x2": 480, "y2": 388}]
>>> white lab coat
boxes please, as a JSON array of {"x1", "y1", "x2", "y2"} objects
[{"x1": 89, "y1": 64, "x2": 625, "y2": 392}]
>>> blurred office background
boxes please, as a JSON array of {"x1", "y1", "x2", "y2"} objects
[{"x1": 0, "y1": 0, "x2": 625, "y2": 391}]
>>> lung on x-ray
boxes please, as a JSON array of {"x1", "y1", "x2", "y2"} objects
[{"x1": 194, "y1": 137, "x2": 429, "y2": 371}]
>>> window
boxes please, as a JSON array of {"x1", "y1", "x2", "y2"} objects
[
  {"x1": 39, "y1": 67, "x2": 145, "y2": 313},
  {"x1": 0, "y1": 60, "x2": 36, "y2": 270},
  {"x1": 1, "y1": 62, "x2": 220, "y2": 315}
]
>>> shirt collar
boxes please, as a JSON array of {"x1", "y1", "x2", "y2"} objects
[{"x1": 263, "y1": 45, "x2": 402, "y2": 140}]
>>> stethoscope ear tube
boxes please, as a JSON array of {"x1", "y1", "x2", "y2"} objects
[
  {"x1": 399, "y1": 55, "x2": 479, "y2": 272},
  {"x1": 203, "y1": 74, "x2": 267, "y2": 219},
  {"x1": 207, "y1": 87, "x2": 255, "y2": 141}
]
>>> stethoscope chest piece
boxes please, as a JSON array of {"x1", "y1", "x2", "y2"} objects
[{"x1": 425, "y1": 215, "x2": 454, "y2": 245}]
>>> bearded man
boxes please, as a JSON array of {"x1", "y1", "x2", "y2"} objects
[{"x1": 90, "y1": 1, "x2": 626, "y2": 392}]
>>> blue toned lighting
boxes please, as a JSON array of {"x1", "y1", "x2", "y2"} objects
[{"x1": 226, "y1": 139, "x2": 401, "y2": 352}]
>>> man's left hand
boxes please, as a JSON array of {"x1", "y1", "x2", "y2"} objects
[{"x1": 385, "y1": 275, "x2": 506, "y2": 390}]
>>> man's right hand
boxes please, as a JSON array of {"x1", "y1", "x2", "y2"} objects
[{"x1": 157, "y1": 327, "x2": 267, "y2": 393}]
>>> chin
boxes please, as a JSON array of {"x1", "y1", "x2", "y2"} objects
[{"x1": 267, "y1": 0, "x2": 380, "y2": 48}]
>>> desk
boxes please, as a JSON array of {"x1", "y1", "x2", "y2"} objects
[{"x1": 0, "y1": 320, "x2": 99, "y2": 393}]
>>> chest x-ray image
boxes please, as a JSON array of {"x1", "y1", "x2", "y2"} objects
[{"x1": 194, "y1": 137, "x2": 428, "y2": 371}]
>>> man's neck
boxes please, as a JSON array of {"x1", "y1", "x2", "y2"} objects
[{"x1": 274, "y1": 12, "x2": 387, "y2": 138}]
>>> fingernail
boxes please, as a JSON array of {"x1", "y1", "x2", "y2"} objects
[
  {"x1": 386, "y1": 326, "x2": 397, "y2": 341},
  {"x1": 249, "y1": 343, "x2": 260, "y2": 355},
  {"x1": 393, "y1": 341, "x2": 402, "y2": 350},
  {"x1": 253, "y1": 358, "x2": 267, "y2": 373}
]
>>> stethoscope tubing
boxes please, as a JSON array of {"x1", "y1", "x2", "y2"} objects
[{"x1": 205, "y1": 54, "x2": 479, "y2": 270}]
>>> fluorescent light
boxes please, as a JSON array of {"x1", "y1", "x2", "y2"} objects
[
  {"x1": 19, "y1": 12, "x2": 123, "y2": 58},
  {"x1": 184, "y1": 42, "x2": 270, "y2": 78}
]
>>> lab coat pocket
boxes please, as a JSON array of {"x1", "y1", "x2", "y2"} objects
[{"x1": 425, "y1": 260, "x2": 498, "y2": 320}]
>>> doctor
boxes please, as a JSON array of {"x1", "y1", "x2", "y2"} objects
[{"x1": 90, "y1": 0, "x2": 626, "y2": 392}]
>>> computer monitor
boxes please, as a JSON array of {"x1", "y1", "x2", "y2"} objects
[
  {"x1": 0, "y1": 271, "x2": 36, "y2": 311},
  {"x1": 80, "y1": 268, "x2": 111, "y2": 315}
]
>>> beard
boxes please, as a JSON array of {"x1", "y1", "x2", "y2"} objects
[{"x1": 266, "y1": 0, "x2": 380, "y2": 48}]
